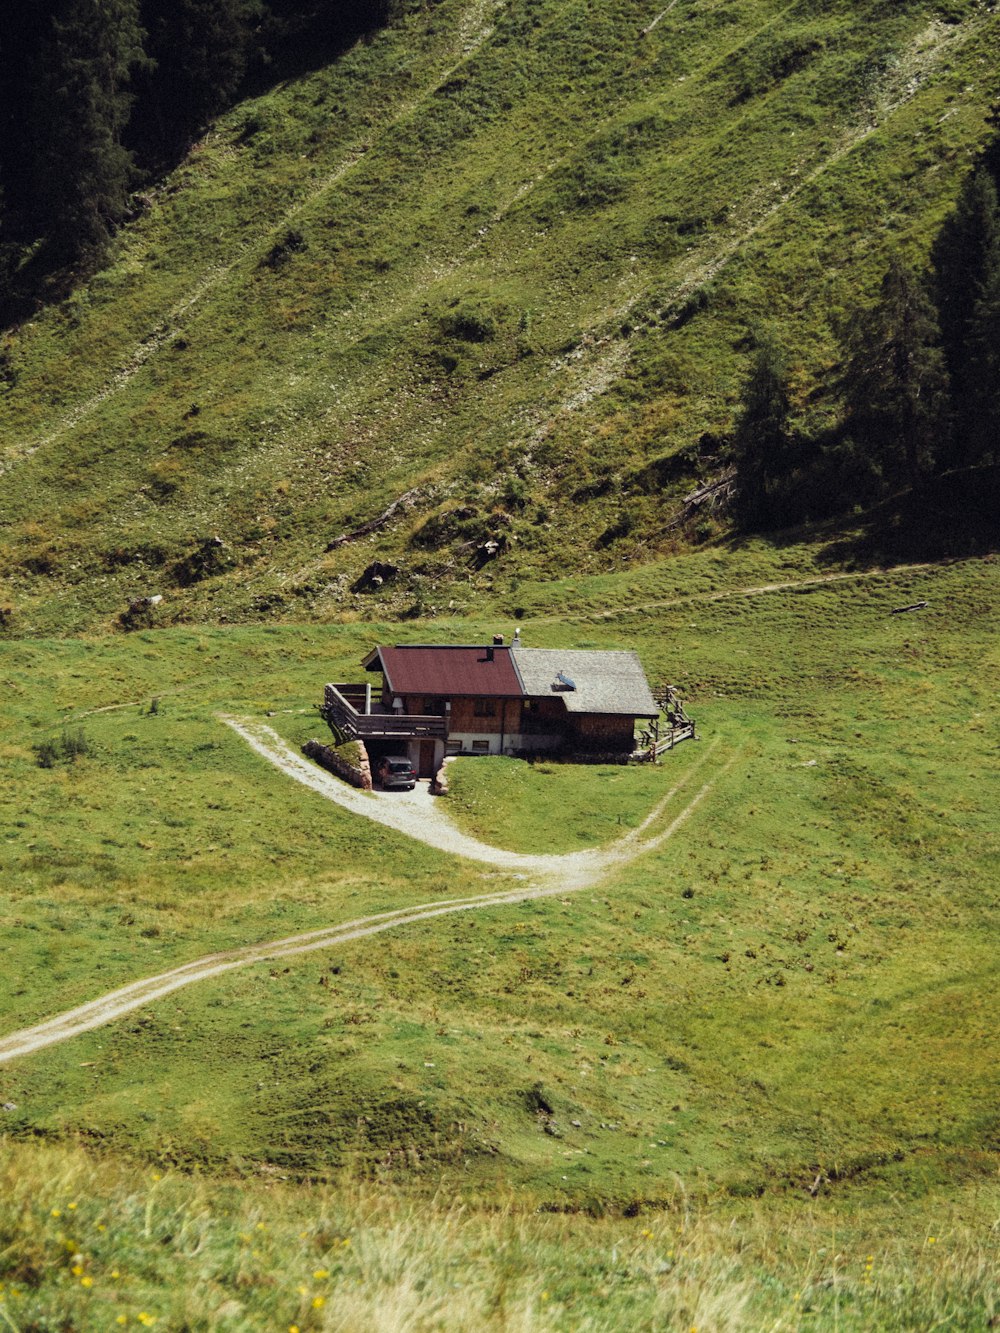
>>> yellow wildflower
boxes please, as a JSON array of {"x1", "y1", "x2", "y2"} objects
[
  {"x1": 51, "y1": 1209, "x2": 62, "y2": 1219},
  {"x1": 116, "y1": 1318, "x2": 127, "y2": 1327},
  {"x1": 313, "y1": 1269, "x2": 330, "y2": 1280},
  {"x1": 80, "y1": 1276, "x2": 94, "y2": 1289},
  {"x1": 138, "y1": 1314, "x2": 156, "y2": 1327},
  {"x1": 312, "y1": 1296, "x2": 325, "y2": 1310}
]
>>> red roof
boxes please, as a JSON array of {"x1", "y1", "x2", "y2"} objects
[{"x1": 367, "y1": 645, "x2": 523, "y2": 697}]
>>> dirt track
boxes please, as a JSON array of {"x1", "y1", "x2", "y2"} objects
[
  {"x1": 0, "y1": 726, "x2": 729, "y2": 1066},
  {"x1": 532, "y1": 563, "x2": 938, "y2": 625}
]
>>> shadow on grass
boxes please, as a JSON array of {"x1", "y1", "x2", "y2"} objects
[{"x1": 714, "y1": 463, "x2": 1000, "y2": 572}]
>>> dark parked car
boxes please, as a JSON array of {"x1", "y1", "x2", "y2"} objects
[{"x1": 376, "y1": 756, "x2": 416, "y2": 790}]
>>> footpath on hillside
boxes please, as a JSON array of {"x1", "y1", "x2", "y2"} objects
[{"x1": 0, "y1": 725, "x2": 730, "y2": 1066}]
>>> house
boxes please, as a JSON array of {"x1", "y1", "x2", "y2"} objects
[{"x1": 321, "y1": 638, "x2": 680, "y2": 778}]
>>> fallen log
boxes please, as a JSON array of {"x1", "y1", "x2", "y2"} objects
[{"x1": 325, "y1": 487, "x2": 424, "y2": 551}]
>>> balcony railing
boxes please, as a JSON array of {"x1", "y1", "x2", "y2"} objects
[{"x1": 323, "y1": 684, "x2": 447, "y2": 741}]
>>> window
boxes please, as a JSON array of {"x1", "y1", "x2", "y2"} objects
[
  {"x1": 473, "y1": 699, "x2": 496, "y2": 718},
  {"x1": 471, "y1": 739, "x2": 490, "y2": 753}
]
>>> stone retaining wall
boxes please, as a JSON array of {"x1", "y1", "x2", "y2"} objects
[
  {"x1": 430, "y1": 755, "x2": 454, "y2": 795},
  {"x1": 302, "y1": 738, "x2": 372, "y2": 791}
]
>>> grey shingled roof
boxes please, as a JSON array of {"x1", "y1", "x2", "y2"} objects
[{"x1": 511, "y1": 648, "x2": 659, "y2": 717}]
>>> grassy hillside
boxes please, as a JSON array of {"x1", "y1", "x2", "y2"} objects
[
  {"x1": 1, "y1": 551, "x2": 996, "y2": 1180},
  {"x1": 0, "y1": 0, "x2": 998, "y2": 633},
  {"x1": 0, "y1": 549, "x2": 997, "y2": 1322},
  {"x1": 0, "y1": 1138, "x2": 995, "y2": 1330},
  {"x1": 0, "y1": 0, "x2": 998, "y2": 1323}
]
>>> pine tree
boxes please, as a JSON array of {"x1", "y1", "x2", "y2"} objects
[
  {"x1": 0, "y1": 6, "x2": 50, "y2": 246},
  {"x1": 932, "y1": 164, "x2": 1000, "y2": 462},
  {"x1": 964, "y1": 263, "x2": 1000, "y2": 465},
  {"x1": 732, "y1": 336, "x2": 794, "y2": 529},
  {"x1": 978, "y1": 101, "x2": 1000, "y2": 187},
  {"x1": 842, "y1": 257, "x2": 950, "y2": 487},
  {"x1": 0, "y1": 183, "x2": 16, "y2": 318},
  {"x1": 132, "y1": 0, "x2": 261, "y2": 163},
  {"x1": 27, "y1": 0, "x2": 147, "y2": 265}
]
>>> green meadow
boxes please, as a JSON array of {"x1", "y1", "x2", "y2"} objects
[
  {"x1": 1, "y1": 0, "x2": 999, "y2": 1321},
  {"x1": 0, "y1": 550, "x2": 997, "y2": 1324}
]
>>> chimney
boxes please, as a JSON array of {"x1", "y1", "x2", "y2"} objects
[
  {"x1": 485, "y1": 645, "x2": 495, "y2": 662},
  {"x1": 493, "y1": 633, "x2": 504, "y2": 645}
]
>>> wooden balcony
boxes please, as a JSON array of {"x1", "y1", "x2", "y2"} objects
[{"x1": 323, "y1": 684, "x2": 447, "y2": 741}]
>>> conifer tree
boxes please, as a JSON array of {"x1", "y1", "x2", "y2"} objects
[
  {"x1": 27, "y1": 0, "x2": 147, "y2": 264},
  {"x1": 842, "y1": 257, "x2": 949, "y2": 486},
  {"x1": 978, "y1": 101, "x2": 1000, "y2": 186},
  {"x1": 0, "y1": 190, "x2": 16, "y2": 316},
  {"x1": 732, "y1": 336, "x2": 793, "y2": 529},
  {"x1": 963, "y1": 264, "x2": 1000, "y2": 465},
  {"x1": 932, "y1": 165, "x2": 1000, "y2": 462},
  {"x1": 0, "y1": 6, "x2": 48, "y2": 260},
  {"x1": 133, "y1": 0, "x2": 261, "y2": 162}
]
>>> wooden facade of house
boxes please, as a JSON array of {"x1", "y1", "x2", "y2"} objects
[
  {"x1": 323, "y1": 640, "x2": 666, "y2": 778},
  {"x1": 570, "y1": 712, "x2": 639, "y2": 751}
]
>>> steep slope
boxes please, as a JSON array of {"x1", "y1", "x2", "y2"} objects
[{"x1": 0, "y1": 0, "x2": 998, "y2": 633}]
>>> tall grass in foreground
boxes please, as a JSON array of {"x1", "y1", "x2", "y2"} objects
[{"x1": 0, "y1": 1140, "x2": 995, "y2": 1331}]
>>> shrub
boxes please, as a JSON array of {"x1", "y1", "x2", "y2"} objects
[
  {"x1": 262, "y1": 229, "x2": 307, "y2": 269},
  {"x1": 438, "y1": 301, "x2": 497, "y2": 342},
  {"x1": 33, "y1": 729, "x2": 92, "y2": 768}
]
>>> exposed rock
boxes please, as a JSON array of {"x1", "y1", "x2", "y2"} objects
[
  {"x1": 352, "y1": 561, "x2": 401, "y2": 593},
  {"x1": 470, "y1": 537, "x2": 507, "y2": 569}
]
